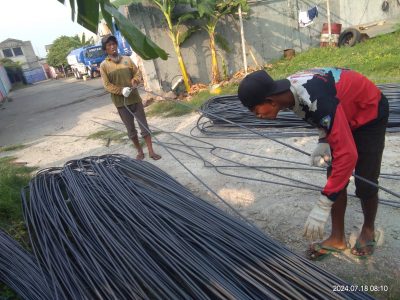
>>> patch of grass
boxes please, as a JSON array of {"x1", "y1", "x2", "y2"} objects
[
  {"x1": 267, "y1": 30, "x2": 400, "y2": 83},
  {"x1": 147, "y1": 83, "x2": 238, "y2": 117},
  {"x1": 88, "y1": 129, "x2": 127, "y2": 143},
  {"x1": 10, "y1": 82, "x2": 28, "y2": 91},
  {"x1": 0, "y1": 157, "x2": 35, "y2": 229},
  {"x1": 0, "y1": 157, "x2": 34, "y2": 299},
  {"x1": 0, "y1": 284, "x2": 18, "y2": 300},
  {"x1": 0, "y1": 144, "x2": 27, "y2": 153}
]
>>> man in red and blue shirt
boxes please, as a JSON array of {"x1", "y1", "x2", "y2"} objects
[{"x1": 238, "y1": 68, "x2": 389, "y2": 259}]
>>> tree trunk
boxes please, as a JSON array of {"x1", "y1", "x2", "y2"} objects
[
  {"x1": 209, "y1": 31, "x2": 220, "y2": 84},
  {"x1": 164, "y1": 11, "x2": 191, "y2": 93},
  {"x1": 173, "y1": 40, "x2": 191, "y2": 93}
]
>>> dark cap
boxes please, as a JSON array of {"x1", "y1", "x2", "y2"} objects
[
  {"x1": 238, "y1": 70, "x2": 290, "y2": 109},
  {"x1": 101, "y1": 35, "x2": 118, "y2": 50}
]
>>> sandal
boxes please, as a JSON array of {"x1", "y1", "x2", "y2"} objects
[
  {"x1": 306, "y1": 243, "x2": 347, "y2": 261},
  {"x1": 351, "y1": 231, "x2": 380, "y2": 259},
  {"x1": 136, "y1": 153, "x2": 145, "y2": 160},
  {"x1": 149, "y1": 153, "x2": 161, "y2": 160}
]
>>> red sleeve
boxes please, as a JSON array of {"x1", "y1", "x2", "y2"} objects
[{"x1": 323, "y1": 104, "x2": 358, "y2": 200}]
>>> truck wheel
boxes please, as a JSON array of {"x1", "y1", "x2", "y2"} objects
[
  {"x1": 88, "y1": 69, "x2": 93, "y2": 79},
  {"x1": 338, "y1": 29, "x2": 361, "y2": 47}
]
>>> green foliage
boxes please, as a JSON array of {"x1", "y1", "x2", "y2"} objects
[
  {"x1": 79, "y1": 32, "x2": 95, "y2": 46},
  {"x1": 0, "y1": 157, "x2": 36, "y2": 299},
  {"x1": 56, "y1": 0, "x2": 168, "y2": 60},
  {"x1": 112, "y1": 0, "x2": 141, "y2": 7},
  {"x1": 0, "y1": 58, "x2": 22, "y2": 71},
  {"x1": 0, "y1": 283, "x2": 18, "y2": 300},
  {"x1": 104, "y1": 3, "x2": 169, "y2": 60},
  {"x1": 178, "y1": 26, "x2": 200, "y2": 45},
  {"x1": 215, "y1": 33, "x2": 230, "y2": 53},
  {"x1": 147, "y1": 83, "x2": 238, "y2": 117},
  {"x1": 0, "y1": 157, "x2": 35, "y2": 229},
  {"x1": 0, "y1": 59, "x2": 24, "y2": 85},
  {"x1": 0, "y1": 144, "x2": 27, "y2": 153},
  {"x1": 46, "y1": 35, "x2": 83, "y2": 67},
  {"x1": 267, "y1": 30, "x2": 400, "y2": 83}
]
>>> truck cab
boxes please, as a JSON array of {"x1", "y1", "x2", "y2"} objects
[{"x1": 67, "y1": 45, "x2": 106, "y2": 79}]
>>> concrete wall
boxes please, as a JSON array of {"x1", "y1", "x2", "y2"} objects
[
  {"x1": 0, "y1": 64, "x2": 12, "y2": 102},
  {"x1": 125, "y1": 0, "x2": 400, "y2": 90},
  {"x1": 339, "y1": 0, "x2": 400, "y2": 28}
]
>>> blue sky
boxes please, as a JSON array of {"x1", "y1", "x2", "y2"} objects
[{"x1": 0, "y1": 0, "x2": 95, "y2": 58}]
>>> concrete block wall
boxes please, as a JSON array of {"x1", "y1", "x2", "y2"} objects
[{"x1": 125, "y1": 0, "x2": 400, "y2": 90}]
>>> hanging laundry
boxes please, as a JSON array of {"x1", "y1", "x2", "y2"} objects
[
  {"x1": 299, "y1": 11, "x2": 312, "y2": 27},
  {"x1": 299, "y1": 6, "x2": 319, "y2": 28},
  {"x1": 308, "y1": 6, "x2": 319, "y2": 20}
]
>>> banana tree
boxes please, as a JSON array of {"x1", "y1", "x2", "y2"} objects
[
  {"x1": 202, "y1": 0, "x2": 249, "y2": 84},
  {"x1": 56, "y1": 0, "x2": 168, "y2": 60},
  {"x1": 150, "y1": 0, "x2": 207, "y2": 92}
]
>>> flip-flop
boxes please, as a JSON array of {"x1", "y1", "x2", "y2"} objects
[
  {"x1": 306, "y1": 243, "x2": 347, "y2": 261},
  {"x1": 136, "y1": 153, "x2": 145, "y2": 160},
  {"x1": 149, "y1": 154, "x2": 161, "y2": 160},
  {"x1": 351, "y1": 231, "x2": 380, "y2": 259}
]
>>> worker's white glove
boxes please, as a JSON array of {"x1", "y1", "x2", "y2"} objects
[
  {"x1": 122, "y1": 87, "x2": 132, "y2": 98},
  {"x1": 304, "y1": 195, "x2": 333, "y2": 240},
  {"x1": 310, "y1": 142, "x2": 331, "y2": 167}
]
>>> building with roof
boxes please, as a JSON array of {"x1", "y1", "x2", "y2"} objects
[{"x1": 0, "y1": 38, "x2": 40, "y2": 70}]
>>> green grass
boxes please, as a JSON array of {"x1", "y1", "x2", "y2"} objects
[
  {"x1": 267, "y1": 30, "x2": 400, "y2": 83},
  {"x1": 147, "y1": 84, "x2": 238, "y2": 117},
  {"x1": 0, "y1": 157, "x2": 35, "y2": 229},
  {"x1": 0, "y1": 144, "x2": 27, "y2": 153},
  {"x1": 88, "y1": 129, "x2": 127, "y2": 143},
  {"x1": 10, "y1": 82, "x2": 28, "y2": 91},
  {"x1": 0, "y1": 157, "x2": 34, "y2": 299}
]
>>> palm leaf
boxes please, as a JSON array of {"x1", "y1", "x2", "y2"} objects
[
  {"x1": 104, "y1": 3, "x2": 169, "y2": 60},
  {"x1": 68, "y1": 0, "x2": 98, "y2": 33},
  {"x1": 177, "y1": 26, "x2": 200, "y2": 45},
  {"x1": 55, "y1": 0, "x2": 168, "y2": 60}
]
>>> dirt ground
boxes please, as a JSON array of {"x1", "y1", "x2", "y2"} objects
[{"x1": 2, "y1": 80, "x2": 400, "y2": 299}]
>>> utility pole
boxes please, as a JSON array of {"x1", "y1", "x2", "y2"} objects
[
  {"x1": 326, "y1": 0, "x2": 332, "y2": 46},
  {"x1": 238, "y1": 5, "x2": 248, "y2": 75}
]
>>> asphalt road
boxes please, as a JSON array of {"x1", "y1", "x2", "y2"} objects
[{"x1": 0, "y1": 78, "x2": 111, "y2": 146}]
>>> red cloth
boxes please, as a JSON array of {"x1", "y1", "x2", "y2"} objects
[
  {"x1": 335, "y1": 70, "x2": 381, "y2": 130},
  {"x1": 323, "y1": 70, "x2": 381, "y2": 199}
]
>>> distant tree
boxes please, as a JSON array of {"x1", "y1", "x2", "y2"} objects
[
  {"x1": 0, "y1": 58, "x2": 24, "y2": 83},
  {"x1": 77, "y1": 32, "x2": 95, "y2": 46},
  {"x1": 46, "y1": 36, "x2": 82, "y2": 67}
]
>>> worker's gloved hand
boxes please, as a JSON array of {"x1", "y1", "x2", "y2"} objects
[
  {"x1": 303, "y1": 195, "x2": 333, "y2": 240},
  {"x1": 122, "y1": 87, "x2": 132, "y2": 98},
  {"x1": 310, "y1": 142, "x2": 331, "y2": 167}
]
